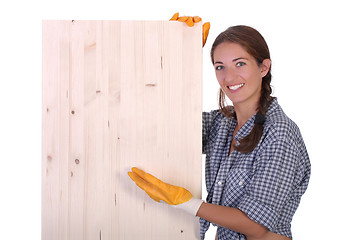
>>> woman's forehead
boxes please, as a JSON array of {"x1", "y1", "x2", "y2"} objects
[{"x1": 213, "y1": 42, "x2": 252, "y2": 61}]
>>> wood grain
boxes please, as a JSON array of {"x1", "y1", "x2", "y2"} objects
[{"x1": 42, "y1": 20, "x2": 202, "y2": 240}]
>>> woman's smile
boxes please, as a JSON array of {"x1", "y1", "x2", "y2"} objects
[{"x1": 228, "y1": 83, "x2": 245, "y2": 92}]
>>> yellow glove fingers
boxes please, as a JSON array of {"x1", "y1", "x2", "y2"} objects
[
  {"x1": 202, "y1": 22, "x2": 210, "y2": 47},
  {"x1": 169, "y1": 12, "x2": 210, "y2": 46},
  {"x1": 130, "y1": 167, "x2": 172, "y2": 203},
  {"x1": 131, "y1": 167, "x2": 163, "y2": 188},
  {"x1": 128, "y1": 167, "x2": 193, "y2": 205},
  {"x1": 170, "y1": 13, "x2": 201, "y2": 24},
  {"x1": 185, "y1": 17, "x2": 194, "y2": 27},
  {"x1": 169, "y1": 12, "x2": 179, "y2": 21},
  {"x1": 132, "y1": 167, "x2": 167, "y2": 189},
  {"x1": 141, "y1": 174, "x2": 193, "y2": 205},
  {"x1": 128, "y1": 171, "x2": 150, "y2": 192},
  {"x1": 177, "y1": 16, "x2": 188, "y2": 23},
  {"x1": 176, "y1": 16, "x2": 194, "y2": 27},
  {"x1": 131, "y1": 167, "x2": 146, "y2": 178},
  {"x1": 145, "y1": 191, "x2": 162, "y2": 202},
  {"x1": 128, "y1": 170, "x2": 162, "y2": 202},
  {"x1": 129, "y1": 167, "x2": 162, "y2": 192},
  {"x1": 193, "y1": 16, "x2": 202, "y2": 23}
]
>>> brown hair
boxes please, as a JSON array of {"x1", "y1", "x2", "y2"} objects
[{"x1": 211, "y1": 25, "x2": 274, "y2": 153}]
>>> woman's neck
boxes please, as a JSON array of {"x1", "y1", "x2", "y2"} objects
[{"x1": 233, "y1": 101, "x2": 258, "y2": 127}]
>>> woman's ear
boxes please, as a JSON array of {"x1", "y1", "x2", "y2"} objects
[{"x1": 260, "y1": 59, "x2": 271, "y2": 77}]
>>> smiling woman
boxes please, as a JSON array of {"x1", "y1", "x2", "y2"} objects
[
  {"x1": 198, "y1": 25, "x2": 311, "y2": 240},
  {"x1": 213, "y1": 42, "x2": 270, "y2": 117},
  {"x1": 211, "y1": 26, "x2": 273, "y2": 153}
]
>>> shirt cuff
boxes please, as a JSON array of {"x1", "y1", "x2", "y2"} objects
[{"x1": 237, "y1": 195, "x2": 279, "y2": 230}]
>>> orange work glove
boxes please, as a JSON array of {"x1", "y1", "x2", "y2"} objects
[
  {"x1": 128, "y1": 167, "x2": 203, "y2": 216},
  {"x1": 169, "y1": 12, "x2": 210, "y2": 47}
]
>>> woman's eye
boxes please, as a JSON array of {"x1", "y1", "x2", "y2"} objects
[
  {"x1": 236, "y1": 62, "x2": 245, "y2": 67},
  {"x1": 215, "y1": 65, "x2": 224, "y2": 70}
]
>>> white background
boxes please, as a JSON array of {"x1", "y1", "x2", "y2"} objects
[{"x1": 1, "y1": 0, "x2": 359, "y2": 239}]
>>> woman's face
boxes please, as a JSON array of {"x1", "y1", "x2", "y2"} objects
[{"x1": 213, "y1": 42, "x2": 270, "y2": 109}]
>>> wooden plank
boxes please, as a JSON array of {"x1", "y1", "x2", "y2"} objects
[
  {"x1": 42, "y1": 20, "x2": 202, "y2": 240},
  {"x1": 68, "y1": 20, "x2": 85, "y2": 240},
  {"x1": 42, "y1": 20, "x2": 71, "y2": 240}
]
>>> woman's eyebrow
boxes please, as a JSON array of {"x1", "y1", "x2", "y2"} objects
[
  {"x1": 232, "y1": 57, "x2": 247, "y2": 62},
  {"x1": 214, "y1": 57, "x2": 248, "y2": 65}
]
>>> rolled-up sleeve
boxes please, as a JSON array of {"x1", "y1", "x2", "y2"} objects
[{"x1": 238, "y1": 137, "x2": 302, "y2": 235}]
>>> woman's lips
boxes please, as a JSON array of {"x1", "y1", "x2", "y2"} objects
[{"x1": 228, "y1": 83, "x2": 245, "y2": 91}]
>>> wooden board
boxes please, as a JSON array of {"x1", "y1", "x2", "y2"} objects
[{"x1": 42, "y1": 20, "x2": 202, "y2": 240}]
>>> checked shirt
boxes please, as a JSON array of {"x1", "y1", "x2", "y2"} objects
[{"x1": 200, "y1": 98, "x2": 311, "y2": 240}]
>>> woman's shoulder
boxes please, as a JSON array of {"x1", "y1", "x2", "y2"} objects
[{"x1": 265, "y1": 99, "x2": 303, "y2": 144}]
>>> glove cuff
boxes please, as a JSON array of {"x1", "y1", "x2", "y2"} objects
[{"x1": 173, "y1": 198, "x2": 203, "y2": 217}]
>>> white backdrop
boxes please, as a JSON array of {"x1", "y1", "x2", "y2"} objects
[{"x1": 1, "y1": 0, "x2": 359, "y2": 239}]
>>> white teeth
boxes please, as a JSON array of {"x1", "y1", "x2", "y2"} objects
[{"x1": 228, "y1": 83, "x2": 245, "y2": 90}]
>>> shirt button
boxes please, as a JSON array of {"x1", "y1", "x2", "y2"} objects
[
  {"x1": 218, "y1": 181, "x2": 223, "y2": 185},
  {"x1": 239, "y1": 181, "x2": 244, "y2": 186}
]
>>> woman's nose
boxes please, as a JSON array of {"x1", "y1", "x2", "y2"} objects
[{"x1": 224, "y1": 68, "x2": 237, "y2": 83}]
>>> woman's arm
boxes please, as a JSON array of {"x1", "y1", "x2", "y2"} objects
[
  {"x1": 196, "y1": 202, "x2": 267, "y2": 239},
  {"x1": 196, "y1": 203, "x2": 290, "y2": 240}
]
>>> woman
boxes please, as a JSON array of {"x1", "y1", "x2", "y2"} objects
[{"x1": 129, "y1": 25, "x2": 311, "y2": 240}]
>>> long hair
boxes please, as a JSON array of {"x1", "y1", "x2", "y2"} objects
[{"x1": 211, "y1": 25, "x2": 273, "y2": 153}]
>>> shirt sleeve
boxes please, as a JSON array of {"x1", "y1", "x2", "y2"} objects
[{"x1": 237, "y1": 136, "x2": 305, "y2": 232}]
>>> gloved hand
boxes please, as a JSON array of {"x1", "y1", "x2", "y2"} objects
[
  {"x1": 128, "y1": 167, "x2": 203, "y2": 216},
  {"x1": 169, "y1": 12, "x2": 210, "y2": 47}
]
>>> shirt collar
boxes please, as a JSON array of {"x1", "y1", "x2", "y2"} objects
[{"x1": 234, "y1": 115, "x2": 256, "y2": 141}]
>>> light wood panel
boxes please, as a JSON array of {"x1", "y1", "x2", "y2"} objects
[{"x1": 42, "y1": 20, "x2": 202, "y2": 240}]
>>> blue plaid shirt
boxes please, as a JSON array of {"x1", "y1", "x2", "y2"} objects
[{"x1": 200, "y1": 98, "x2": 311, "y2": 240}]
